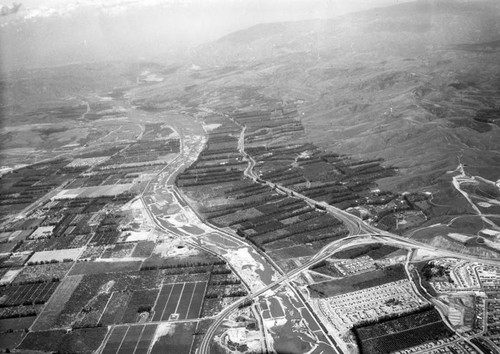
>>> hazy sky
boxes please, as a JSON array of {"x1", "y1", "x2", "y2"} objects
[
  {"x1": 0, "y1": 0, "x2": 412, "y2": 71},
  {"x1": 3, "y1": 0, "x2": 412, "y2": 22}
]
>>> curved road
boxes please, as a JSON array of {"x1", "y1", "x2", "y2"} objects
[{"x1": 197, "y1": 117, "x2": 500, "y2": 354}]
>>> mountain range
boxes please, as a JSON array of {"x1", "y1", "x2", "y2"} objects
[
  {"x1": 139, "y1": 0, "x2": 500, "y2": 194},
  {"x1": 2, "y1": 0, "x2": 500, "y2": 197}
]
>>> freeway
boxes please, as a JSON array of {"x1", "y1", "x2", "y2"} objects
[
  {"x1": 196, "y1": 236, "x2": 373, "y2": 354},
  {"x1": 133, "y1": 119, "x2": 344, "y2": 352},
  {"x1": 234, "y1": 117, "x2": 360, "y2": 235},
  {"x1": 233, "y1": 115, "x2": 500, "y2": 264},
  {"x1": 196, "y1": 116, "x2": 500, "y2": 354},
  {"x1": 197, "y1": 230, "x2": 500, "y2": 353},
  {"x1": 134, "y1": 114, "x2": 500, "y2": 354}
]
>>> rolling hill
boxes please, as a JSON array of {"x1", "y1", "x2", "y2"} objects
[{"x1": 176, "y1": 0, "x2": 500, "y2": 193}]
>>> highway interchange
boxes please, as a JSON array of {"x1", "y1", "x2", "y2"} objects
[{"x1": 140, "y1": 116, "x2": 500, "y2": 354}]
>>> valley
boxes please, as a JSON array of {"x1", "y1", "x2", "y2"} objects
[{"x1": 1, "y1": 1, "x2": 500, "y2": 353}]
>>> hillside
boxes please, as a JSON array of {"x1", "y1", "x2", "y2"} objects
[
  {"x1": 175, "y1": 0, "x2": 500, "y2": 192},
  {"x1": 1, "y1": 0, "x2": 499, "y2": 230},
  {"x1": 1, "y1": 3, "x2": 500, "y2": 353}
]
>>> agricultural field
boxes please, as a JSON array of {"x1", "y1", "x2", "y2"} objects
[
  {"x1": 140, "y1": 123, "x2": 175, "y2": 141},
  {"x1": 101, "y1": 324, "x2": 158, "y2": 354},
  {"x1": 354, "y1": 308, "x2": 454, "y2": 354},
  {"x1": 31, "y1": 275, "x2": 83, "y2": 331},
  {"x1": 29, "y1": 225, "x2": 55, "y2": 239},
  {"x1": 0, "y1": 268, "x2": 23, "y2": 285},
  {"x1": 0, "y1": 331, "x2": 26, "y2": 351},
  {"x1": 101, "y1": 243, "x2": 136, "y2": 259},
  {"x1": 178, "y1": 118, "x2": 351, "y2": 263},
  {"x1": 227, "y1": 106, "x2": 437, "y2": 236},
  {"x1": 68, "y1": 261, "x2": 143, "y2": 276},
  {"x1": 151, "y1": 322, "x2": 198, "y2": 354},
  {"x1": 0, "y1": 315, "x2": 36, "y2": 332},
  {"x1": 331, "y1": 244, "x2": 402, "y2": 260},
  {"x1": 3, "y1": 22, "x2": 498, "y2": 353},
  {"x1": 28, "y1": 248, "x2": 83, "y2": 263},
  {"x1": 131, "y1": 241, "x2": 156, "y2": 258},
  {"x1": 100, "y1": 291, "x2": 131, "y2": 325},
  {"x1": 66, "y1": 156, "x2": 110, "y2": 168},
  {"x1": 0, "y1": 158, "x2": 76, "y2": 218},
  {"x1": 0, "y1": 63, "x2": 257, "y2": 353},
  {"x1": 54, "y1": 184, "x2": 136, "y2": 199},
  {"x1": 100, "y1": 139, "x2": 180, "y2": 168},
  {"x1": 17, "y1": 245, "x2": 245, "y2": 335},
  {"x1": 121, "y1": 289, "x2": 159, "y2": 323},
  {"x1": 308, "y1": 264, "x2": 407, "y2": 297},
  {"x1": 176, "y1": 108, "x2": 435, "y2": 273},
  {"x1": 0, "y1": 281, "x2": 59, "y2": 307},
  {"x1": 152, "y1": 281, "x2": 207, "y2": 321},
  {"x1": 18, "y1": 327, "x2": 108, "y2": 353}
]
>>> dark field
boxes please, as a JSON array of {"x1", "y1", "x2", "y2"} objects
[
  {"x1": 122, "y1": 289, "x2": 159, "y2": 323},
  {"x1": 333, "y1": 244, "x2": 401, "y2": 260},
  {"x1": 0, "y1": 332, "x2": 26, "y2": 351},
  {"x1": 354, "y1": 308, "x2": 453, "y2": 354},
  {"x1": 3, "y1": 4, "x2": 500, "y2": 353},
  {"x1": 131, "y1": 241, "x2": 156, "y2": 258},
  {"x1": 308, "y1": 264, "x2": 407, "y2": 297},
  {"x1": 0, "y1": 281, "x2": 59, "y2": 307},
  {"x1": 151, "y1": 322, "x2": 197, "y2": 354},
  {"x1": 152, "y1": 281, "x2": 207, "y2": 321},
  {"x1": 18, "y1": 329, "x2": 67, "y2": 352},
  {"x1": 68, "y1": 261, "x2": 143, "y2": 276},
  {"x1": 101, "y1": 324, "x2": 157, "y2": 354},
  {"x1": 0, "y1": 316, "x2": 36, "y2": 332},
  {"x1": 31, "y1": 275, "x2": 83, "y2": 331}
]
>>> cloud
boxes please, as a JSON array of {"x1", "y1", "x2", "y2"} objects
[{"x1": 1, "y1": 2, "x2": 22, "y2": 17}]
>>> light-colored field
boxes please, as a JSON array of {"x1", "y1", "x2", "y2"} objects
[
  {"x1": 29, "y1": 226, "x2": 54, "y2": 239},
  {"x1": 120, "y1": 230, "x2": 155, "y2": 242},
  {"x1": 53, "y1": 184, "x2": 135, "y2": 199},
  {"x1": 317, "y1": 280, "x2": 425, "y2": 333},
  {"x1": 13, "y1": 263, "x2": 73, "y2": 284},
  {"x1": 152, "y1": 241, "x2": 199, "y2": 258},
  {"x1": 66, "y1": 156, "x2": 110, "y2": 168},
  {"x1": 0, "y1": 268, "x2": 22, "y2": 285},
  {"x1": 119, "y1": 198, "x2": 157, "y2": 242},
  {"x1": 0, "y1": 232, "x2": 11, "y2": 242},
  {"x1": 29, "y1": 248, "x2": 84, "y2": 263},
  {"x1": 430, "y1": 236, "x2": 500, "y2": 259},
  {"x1": 202, "y1": 123, "x2": 222, "y2": 132}
]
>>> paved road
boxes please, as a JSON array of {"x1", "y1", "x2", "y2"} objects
[
  {"x1": 234, "y1": 116, "x2": 360, "y2": 235},
  {"x1": 197, "y1": 116, "x2": 500, "y2": 354},
  {"x1": 196, "y1": 236, "x2": 371, "y2": 354}
]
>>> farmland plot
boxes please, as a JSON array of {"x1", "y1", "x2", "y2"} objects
[
  {"x1": 152, "y1": 281, "x2": 207, "y2": 321},
  {"x1": 101, "y1": 324, "x2": 158, "y2": 354},
  {"x1": 29, "y1": 248, "x2": 84, "y2": 263},
  {"x1": 151, "y1": 322, "x2": 197, "y2": 354},
  {"x1": 31, "y1": 275, "x2": 83, "y2": 331},
  {"x1": 0, "y1": 281, "x2": 59, "y2": 306},
  {"x1": 354, "y1": 308, "x2": 454, "y2": 354}
]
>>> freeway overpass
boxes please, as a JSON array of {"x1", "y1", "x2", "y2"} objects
[
  {"x1": 148, "y1": 115, "x2": 500, "y2": 354},
  {"x1": 197, "y1": 115, "x2": 500, "y2": 354}
]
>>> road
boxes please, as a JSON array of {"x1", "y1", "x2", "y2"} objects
[
  {"x1": 234, "y1": 116, "x2": 368, "y2": 235},
  {"x1": 196, "y1": 117, "x2": 500, "y2": 354},
  {"x1": 196, "y1": 236, "x2": 373, "y2": 354},
  {"x1": 132, "y1": 119, "x2": 343, "y2": 353},
  {"x1": 127, "y1": 114, "x2": 500, "y2": 354}
]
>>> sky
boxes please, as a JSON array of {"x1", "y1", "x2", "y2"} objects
[
  {"x1": 2, "y1": 0, "x2": 412, "y2": 23},
  {"x1": 0, "y1": 0, "x2": 412, "y2": 72}
]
